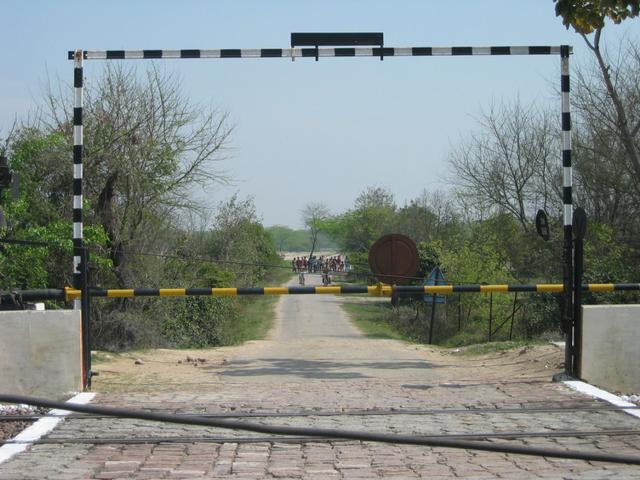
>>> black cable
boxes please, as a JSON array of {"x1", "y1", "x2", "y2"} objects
[
  {"x1": 1, "y1": 394, "x2": 640, "y2": 465},
  {"x1": 1, "y1": 402, "x2": 638, "y2": 421}
]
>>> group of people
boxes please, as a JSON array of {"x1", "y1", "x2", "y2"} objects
[{"x1": 291, "y1": 255, "x2": 349, "y2": 274}]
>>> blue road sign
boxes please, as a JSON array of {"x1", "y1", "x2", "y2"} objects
[{"x1": 424, "y1": 266, "x2": 446, "y2": 304}]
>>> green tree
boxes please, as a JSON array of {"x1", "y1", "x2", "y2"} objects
[
  {"x1": 38, "y1": 64, "x2": 232, "y2": 288},
  {"x1": 332, "y1": 186, "x2": 397, "y2": 252},
  {"x1": 556, "y1": 2, "x2": 640, "y2": 218},
  {"x1": 449, "y1": 100, "x2": 559, "y2": 233},
  {"x1": 555, "y1": 0, "x2": 639, "y2": 33},
  {"x1": 394, "y1": 190, "x2": 461, "y2": 244},
  {"x1": 571, "y1": 39, "x2": 640, "y2": 252},
  {"x1": 268, "y1": 225, "x2": 297, "y2": 252},
  {"x1": 1, "y1": 133, "x2": 112, "y2": 290},
  {"x1": 581, "y1": 222, "x2": 640, "y2": 308},
  {"x1": 207, "y1": 195, "x2": 279, "y2": 285},
  {"x1": 301, "y1": 202, "x2": 330, "y2": 258}
]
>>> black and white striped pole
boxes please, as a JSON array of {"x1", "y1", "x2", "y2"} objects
[
  {"x1": 73, "y1": 50, "x2": 92, "y2": 389},
  {"x1": 560, "y1": 45, "x2": 574, "y2": 377},
  {"x1": 72, "y1": 50, "x2": 84, "y2": 309}
]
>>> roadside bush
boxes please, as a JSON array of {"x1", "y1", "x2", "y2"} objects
[
  {"x1": 162, "y1": 297, "x2": 239, "y2": 348},
  {"x1": 517, "y1": 293, "x2": 562, "y2": 339}
]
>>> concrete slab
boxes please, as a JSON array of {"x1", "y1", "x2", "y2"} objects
[
  {"x1": 581, "y1": 305, "x2": 640, "y2": 392},
  {"x1": 0, "y1": 310, "x2": 82, "y2": 398}
]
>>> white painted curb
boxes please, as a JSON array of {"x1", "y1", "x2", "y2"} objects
[
  {"x1": 564, "y1": 380, "x2": 640, "y2": 420},
  {"x1": 0, "y1": 392, "x2": 95, "y2": 465}
]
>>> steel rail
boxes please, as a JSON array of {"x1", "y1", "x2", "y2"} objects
[
  {"x1": 2, "y1": 394, "x2": 640, "y2": 465},
  {"x1": 5, "y1": 429, "x2": 640, "y2": 446}
]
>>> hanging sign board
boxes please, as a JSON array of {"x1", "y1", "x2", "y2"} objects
[
  {"x1": 424, "y1": 266, "x2": 446, "y2": 304},
  {"x1": 535, "y1": 209, "x2": 550, "y2": 241}
]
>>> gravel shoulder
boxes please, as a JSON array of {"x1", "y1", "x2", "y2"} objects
[{"x1": 90, "y1": 342, "x2": 564, "y2": 393}]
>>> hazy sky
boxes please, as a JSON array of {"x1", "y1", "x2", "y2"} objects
[{"x1": 1, "y1": 1, "x2": 637, "y2": 227}]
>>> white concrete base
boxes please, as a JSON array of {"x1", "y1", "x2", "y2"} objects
[
  {"x1": 0, "y1": 392, "x2": 95, "y2": 465},
  {"x1": 581, "y1": 305, "x2": 640, "y2": 393},
  {"x1": 564, "y1": 380, "x2": 640, "y2": 419},
  {"x1": 0, "y1": 310, "x2": 82, "y2": 397}
]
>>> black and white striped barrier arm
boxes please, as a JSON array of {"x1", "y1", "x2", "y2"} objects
[{"x1": 68, "y1": 46, "x2": 570, "y2": 61}]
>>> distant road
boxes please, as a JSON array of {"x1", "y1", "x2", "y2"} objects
[{"x1": 218, "y1": 273, "x2": 440, "y2": 383}]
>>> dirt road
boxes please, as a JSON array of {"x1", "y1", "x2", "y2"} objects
[
  {"x1": 218, "y1": 274, "x2": 444, "y2": 384},
  {"x1": 1, "y1": 275, "x2": 640, "y2": 478}
]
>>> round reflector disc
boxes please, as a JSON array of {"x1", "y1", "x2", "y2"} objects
[{"x1": 368, "y1": 234, "x2": 419, "y2": 284}]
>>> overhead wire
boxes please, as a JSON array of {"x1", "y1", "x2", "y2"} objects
[
  {"x1": 0, "y1": 238, "x2": 453, "y2": 284},
  {"x1": 85, "y1": 246, "x2": 435, "y2": 284},
  {"x1": 85, "y1": 246, "x2": 575, "y2": 286},
  {"x1": 0, "y1": 237, "x2": 564, "y2": 285}
]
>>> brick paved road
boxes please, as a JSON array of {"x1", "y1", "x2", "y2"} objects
[{"x1": 1, "y1": 275, "x2": 639, "y2": 479}]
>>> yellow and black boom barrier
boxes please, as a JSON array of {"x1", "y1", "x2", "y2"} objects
[{"x1": 54, "y1": 283, "x2": 640, "y2": 301}]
